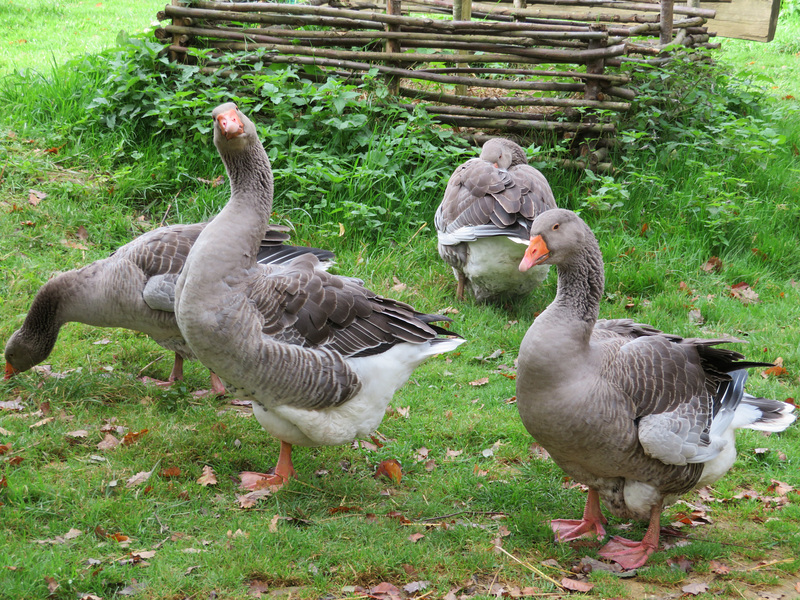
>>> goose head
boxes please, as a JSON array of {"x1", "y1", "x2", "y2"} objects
[
  {"x1": 519, "y1": 209, "x2": 588, "y2": 272},
  {"x1": 212, "y1": 102, "x2": 259, "y2": 153},
  {"x1": 4, "y1": 329, "x2": 49, "y2": 378},
  {"x1": 479, "y1": 138, "x2": 514, "y2": 170}
]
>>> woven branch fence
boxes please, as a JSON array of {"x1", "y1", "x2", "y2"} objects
[{"x1": 155, "y1": 0, "x2": 718, "y2": 171}]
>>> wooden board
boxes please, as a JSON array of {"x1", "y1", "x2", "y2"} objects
[{"x1": 701, "y1": 0, "x2": 781, "y2": 42}]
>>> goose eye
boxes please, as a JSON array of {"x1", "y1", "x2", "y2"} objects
[{"x1": 552, "y1": 223, "x2": 560, "y2": 231}]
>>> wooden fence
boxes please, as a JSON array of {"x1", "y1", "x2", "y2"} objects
[{"x1": 155, "y1": 0, "x2": 718, "y2": 171}]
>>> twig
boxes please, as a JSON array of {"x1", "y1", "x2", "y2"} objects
[
  {"x1": 136, "y1": 355, "x2": 164, "y2": 377},
  {"x1": 493, "y1": 545, "x2": 566, "y2": 590},
  {"x1": 159, "y1": 203, "x2": 172, "y2": 228},
  {"x1": 417, "y1": 510, "x2": 507, "y2": 522}
]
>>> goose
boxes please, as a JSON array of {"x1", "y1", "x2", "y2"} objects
[
  {"x1": 4, "y1": 221, "x2": 334, "y2": 395},
  {"x1": 435, "y1": 138, "x2": 557, "y2": 302},
  {"x1": 515, "y1": 208, "x2": 796, "y2": 569},
  {"x1": 174, "y1": 102, "x2": 465, "y2": 489}
]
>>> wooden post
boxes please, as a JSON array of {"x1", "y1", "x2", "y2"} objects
[
  {"x1": 453, "y1": 0, "x2": 473, "y2": 97},
  {"x1": 660, "y1": 0, "x2": 675, "y2": 45},
  {"x1": 385, "y1": 0, "x2": 402, "y2": 96}
]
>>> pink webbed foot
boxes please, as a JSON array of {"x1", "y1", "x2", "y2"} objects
[
  {"x1": 551, "y1": 517, "x2": 607, "y2": 542},
  {"x1": 598, "y1": 535, "x2": 657, "y2": 570},
  {"x1": 239, "y1": 440, "x2": 296, "y2": 491},
  {"x1": 551, "y1": 488, "x2": 607, "y2": 542}
]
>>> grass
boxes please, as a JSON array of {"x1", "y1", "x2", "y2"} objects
[{"x1": 1, "y1": 3, "x2": 800, "y2": 599}]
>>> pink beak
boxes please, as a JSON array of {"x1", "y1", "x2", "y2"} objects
[
  {"x1": 519, "y1": 235, "x2": 550, "y2": 272},
  {"x1": 217, "y1": 108, "x2": 244, "y2": 139}
]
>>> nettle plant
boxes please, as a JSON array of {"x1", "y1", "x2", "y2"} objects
[{"x1": 75, "y1": 35, "x2": 472, "y2": 237}]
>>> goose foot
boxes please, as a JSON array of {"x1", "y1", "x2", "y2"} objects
[
  {"x1": 598, "y1": 536, "x2": 656, "y2": 570},
  {"x1": 239, "y1": 440, "x2": 296, "y2": 490},
  {"x1": 141, "y1": 353, "x2": 185, "y2": 388},
  {"x1": 192, "y1": 372, "x2": 227, "y2": 398},
  {"x1": 598, "y1": 503, "x2": 661, "y2": 569},
  {"x1": 551, "y1": 488, "x2": 607, "y2": 542}
]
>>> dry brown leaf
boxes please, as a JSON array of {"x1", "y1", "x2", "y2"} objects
[
  {"x1": 469, "y1": 377, "x2": 490, "y2": 386},
  {"x1": 28, "y1": 189, "x2": 46, "y2": 206},
  {"x1": 269, "y1": 514, "x2": 281, "y2": 533},
  {"x1": 369, "y1": 582, "x2": 403, "y2": 600},
  {"x1": 237, "y1": 488, "x2": 273, "y2": 509},
  {"x1": 681, "y1": 582, "x2": 709, "y2": 595},
  {"x1": 121, "y1": 429, "x2": 148, "y2": 445},
  {"x1": 196, "y1": 465, "x2": 217, "y2": 486},
  {"x1": 560, "y1": 578, "x2": 594, "y2": 592},
  {"x1": 29, "y1": 416, "x2": 54, "y2": 429},
  {"x1": 729, "y1": 282, "x2": 759, "y2": 304},
  {"x1": 97, "y1": 433, "x2": 120, "y2": 450},
  {"x1": 701, "y1": 256, "x2": 723, "y2": 273},
  {"x1": 408, "y1": 533, "x2": 425, "y2": 543},
  {"x1": 709, "y1": 560, "x2": 731, "y2": 574},
  {"x1": 109, "y1": 532, "x2": 129, "y2": 542},
  {"x1": 44, "y1": 576, "x2": 60, "y2": 594},
  {"x1": 126, "y1": 470, "x2": 153, "y2": 488},
  {"x1": 66, "y1": 429, "x2": 89, "y2": 440},
  {"x1": 0, "y1": 444, "x2": 10, "y2": 455},
  {"x1": 391, "y1": 276, "x2": 407, "y2": 293},
  {"x1": 374, "y1": 459, "x2": 403, "y2": 484},
  {"x1": 160, "y1": 467, "x2": 181, "y2": 478}
]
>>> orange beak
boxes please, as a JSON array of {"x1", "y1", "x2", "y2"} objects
[
  {"x1": 519, "y1": 235, "x2": 550, "y2": 272},
  {"x1": 217, "y1": 108, "x2": 244, "y2": 140},
  {"x1": 4, "y1": 362, "x2": 19, "y2": 379}
]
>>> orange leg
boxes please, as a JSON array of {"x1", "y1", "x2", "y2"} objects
[
  {"x1": 551, "y1": 488, "x2": 607, "y2": 542},
  {"x1": 209, "y1": 372, "x2": 226, "y2": 395},
  {"x1": 598, "y1": 503, "x2": 662, "y2": 569},
  {"x1": 239, "y1": 440, "x2": 296, "y2": 491}
]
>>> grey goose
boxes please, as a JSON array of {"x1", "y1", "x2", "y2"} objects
[
  {"x1": 174, "y1": 103, "x2": 465, "y2": 489},
  {"x1": 4, "y1": 215, "x2": 334, "y2": 395},
  {"x1": 435, "y1": 138, "x2": 557, "y2": 302},
  {"x1": 515, "y1": 208, "x2": 795, "y2": 569}
]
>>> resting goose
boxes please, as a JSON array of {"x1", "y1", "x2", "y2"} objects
[
  {"x1": 515, "y1": 208, "x2": 796, "y2": 569},
  {"x1": 4, "y1": 221, "x2": 334, "y2": 395},
  {"x1": 435, "y1": 138, "x2": 557, "y2": 302},
  {"x1": 174, "y1": 102, "x2": 465, "y2": 489}
]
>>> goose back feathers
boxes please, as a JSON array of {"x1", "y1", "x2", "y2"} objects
[
  {"x1": 515, "y1": 208, "x2": 795, "y2": 568},
  {"x1": 435, "y1": 138, "x2": 557, "y2": 301}
]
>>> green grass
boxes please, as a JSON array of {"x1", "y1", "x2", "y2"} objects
[
  {"x1": 2, "y1": 5, "x2": 800, "y2": 600},
  {"x1": 0, "y1": 0, "x2": 163, "y2": 76}
]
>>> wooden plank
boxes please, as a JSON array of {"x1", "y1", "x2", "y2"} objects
[{"x1": 701, "y1": 0, "x2": 780, "y2": 42}]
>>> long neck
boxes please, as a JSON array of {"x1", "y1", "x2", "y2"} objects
[
  {"x1": 206, "y1": 140, "x2": 274, "y2": 269},
  {"x1": 552, "y1": 240, "x2": 604, "y2": 326},
  {"x1": 7, "y1": 278, "x2": 67, "y2": 368}
]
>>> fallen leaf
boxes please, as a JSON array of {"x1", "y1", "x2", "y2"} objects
[
  {"x1": 121, "y1": 429, "x2": 148, "y2": 445},
  {"x1": 408, "y1": 533, "x2": 425, "y2": 543},
  {"x1": 160, "y1": 467, "x2": 181, "y2": 478},
  {"x1": 413, "y1": 447, "x2": 429, "y2": 461},
  {"x1": 368, "y1": 582, "x2": 403, "y2": 600},
  {"x1": 237, "y1": 488, "x2": 272, "y2": 509},
  {"x1": 0, "y1": 444, "x2": 10, "y2": 455},
  {"x1": 197, "y1": 465, "x2": 217, "y2": 486},
  {"x1": 76, "y1": 225, "x2": 89, "y2": 241},
  {"x1": 403, "y1": 580, "x2": 430, "y2": 594},
  {"x1": 682, "y1": 582, "x2": 708, "y2": 596},
  {"x1": 97, "y1": 433, "x2": 120, "y2": 450},
  {"x1": 44, "y1": 576, "x2": 60, "y2": 594},
  {"x1": 29, "y1": 417, "x2": 55, "y2": 429},
  {"x1": 701, "y1": 256, "x2": 723, "y2": 273},
  {"x1": 729, "y1": 282, "x2": 759, "y2": 304},
  {"x1": 709, "y1": 560, "x2": 731, "y2": 574},
  {"x1": 66, "y1": 429, "x2": 89, "y2": 440},
  {"x1": 374, "y1": 459, "x2": 402, "y2": 484},
  {"x1": 560, "y1": 578, "x2": 594, "y2": 592},
  {"x1": 469, "y1": 377, "x2": 490, "y2": 386},
  {"x1": 28, "y1": 189, "x2": 47, "y2": 206},
  {"x1": 126, "y1": 470, "x2": 153, "y2": 488},
  {"x1": 391, "y1": 276, "x2": 407, "y2": 293},
  {"x1": 269, "y1": 514, "x2": 281, "y2": 533}
]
